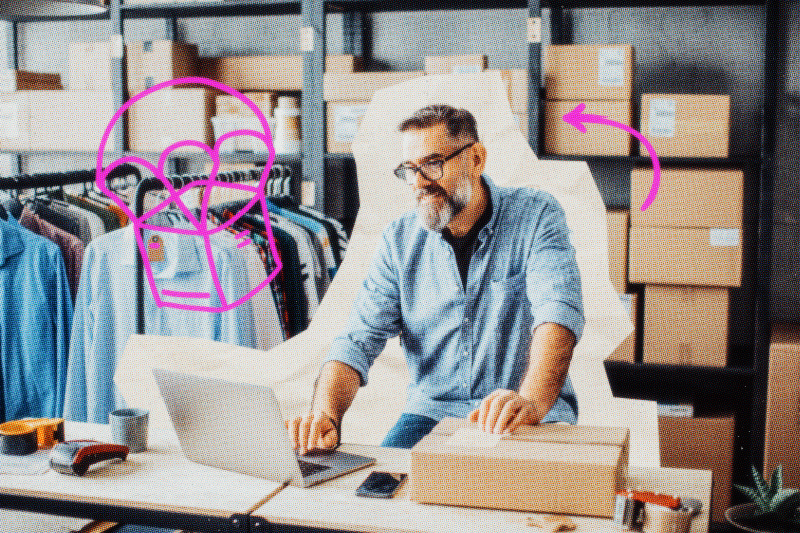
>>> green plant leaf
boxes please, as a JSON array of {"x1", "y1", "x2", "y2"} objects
[
  {"x1": 736, "y1": 483, "x2": 769, "y2": 511},
  {"x1": 768, "y1": 464, "x2": 784, "y2": 501},
  {"x1": 753, "y1": 464, "x2": 770, "y2": 500},
  {"x1": 772, "y1": 489, "x2": 800, "y2": 518}
]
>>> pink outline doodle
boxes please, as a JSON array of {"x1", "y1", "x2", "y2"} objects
[{"x1": 95, "y1": 77, "x2": 283, "y2": 313}]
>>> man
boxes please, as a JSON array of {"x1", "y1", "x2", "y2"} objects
[{"x1": 290, "y1": 104, "x2": 583, "y2": 454}]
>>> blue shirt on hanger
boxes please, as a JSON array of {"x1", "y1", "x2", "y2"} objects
[
  {"x1": 0, "y1": 215, "x2": 73, "y2": 420},
  {"x1": 325, "y1": 175, "x2": 583, "y2": 423}
]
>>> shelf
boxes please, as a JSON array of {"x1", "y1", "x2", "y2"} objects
[
  {"x1": 604, "y1": 359, "x2": 754, "y2": 404},
  {"x1": 541, "y1": 155, "x2": 760, "y2": 166},
  {"x1": 326, "y1": 0, "x2": 765, "y2": 12},
  {"x1": 120, "y1": 0, "x2": 301, "y2": 18},
  {"x1": 0, "y1": 150, "x2": 300, "y2": 164},
  {"x1": 0, "y1": 11, "x2": 108, "y2": 23}
]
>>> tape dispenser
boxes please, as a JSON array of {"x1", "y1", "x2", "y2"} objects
[{"x1": 0, "y1": 418, "x2": 65, "y2": 455}]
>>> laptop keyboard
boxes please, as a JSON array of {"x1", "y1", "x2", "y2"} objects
[{"x1": 298, "y1": 459, "x2": 331, "y2": 478}]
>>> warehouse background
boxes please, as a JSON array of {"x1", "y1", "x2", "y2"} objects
[{"x1": 7, "y1": 2, "x2": 798, "y2": 322}]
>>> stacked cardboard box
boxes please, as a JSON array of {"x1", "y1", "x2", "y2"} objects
[
  {"x1": 68, "y1": 41, "x2": 116, "y2": 90},
  {"x1": 0, "y1": 70, "x2": 61, "y2": 92},
  {"x1": 129, "y1": 88, "x2": 217, "y2": 153},
  {"x1": 607, "y1": 293, "x2": 638, "y2": 363},
  {"x1": 629, "y1": 167, "x2": 743, "y2": 367},
  {"x1": 543, "y1": 44, "x2": 633, "y2": 156},
  {"x1": 424, "y1": 54, "x2": 487, "y2": 75},
  {"x1": 127, "y1": 40, "x2": 198, "y2": 95},
  {"x1": 639, "y1": 94, "x2": 730, "y2": 157}
]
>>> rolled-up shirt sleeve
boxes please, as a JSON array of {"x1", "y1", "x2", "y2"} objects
[
  {"x1": 525, "y1": 192, "x2": 584, "y2": 342},
  {"x1": 324, "y1": 227, "x2": 402, "y2": 386}
]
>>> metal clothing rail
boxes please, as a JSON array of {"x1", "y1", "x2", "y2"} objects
[
  {"x1": 0, "y1": 163, "x2": 140, "y2": 190},
  {"x1": 133, "y1": 164, "x2": 292, "y2": 334}
]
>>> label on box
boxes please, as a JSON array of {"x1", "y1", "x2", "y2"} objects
[
  {"x1": 0, "y1": 102, "x2": 19, "y2": 138},
  {"x1": 649, "y1": 99, "x2": 676, "y2": 138},
  {"x1": 0, "y1": 69, "x2": 15, "y2": 92},
  {"x1": 709, "y1": 228, "x2": 740, "y2": 247},
  {"x1": 445, "y1": 427, "x2": 502, "y2": 448},
  {"x1": 451, "y1": 64, "x2": 483, "y2": 74},
  {"x1": 597, "y1": 47, "x2": 625, "y2": 87},
  {"x1": 301, "y1": 180, "x2": 315, "y2": 207},
  {"x1": 301, "y1": 26, "x2": 314, "y2": 52},
  {"x1": 657, "y1": 403, "x2": 694, "y2": 417},
  {"x1": 527, "y1": 17, "x2": 541, "y2": 43},
  {"x1": 333, "y1": 104, "x2": 368, "y2": 144}
]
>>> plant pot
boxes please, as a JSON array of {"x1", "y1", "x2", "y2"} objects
[{"x1": 726, "y1": 503, "x2": 800, "y2": 533}]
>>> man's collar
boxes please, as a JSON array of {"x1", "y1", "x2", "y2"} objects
[
  {"x1": 120, "y1": 223, "x2": 203, "y2": 278},
  {"x1": 478, "y1": 174, "x2": 502, "y2": 240},
  {"x1": 0, "y1": 216, "x2": 24, "y2": 268}
]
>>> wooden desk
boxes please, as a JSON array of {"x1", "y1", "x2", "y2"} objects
[
  {"x1": 251, "y1": 443, "x2": 713, "y2": 533},
  {"x1": 0, "y1": 422, "x2": 283, "y2": 532}
]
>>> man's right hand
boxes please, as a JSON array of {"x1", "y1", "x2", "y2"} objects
[{"x1": 287, "y1": 412, "x2": 339, "y2": 455}]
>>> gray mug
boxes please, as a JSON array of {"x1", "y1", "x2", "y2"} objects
[{"x1": 109, "y1": 408, "x2": 148, "y2": 453}]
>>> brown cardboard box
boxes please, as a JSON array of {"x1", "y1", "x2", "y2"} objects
[
  {"x1": 764, "y1": 324, "x2": 800, "y2": 489},
  {"x1": 631, "y1": 167, "x2": 743, "y2": 228},
  {"x1": 326, "y1": 100, "x2": 369, "y2": 153},
  {"x1": 659, "y1": 413, "x2": 735, "y2": 522},
  {"x1": 411, "y1": 418, "x2": 629, "y2": 517},
  {"x1": 323, "y1": 71, "x2": 425, "y2": 101},
  {"x1": 28, "y1": 91, "x2": 115, "y2": 152},
  {"x1": 639, "y1": 94, "x2": 730, "y2": 157},
  {"x1": 607, "y1": 209, "x2": 629, "y2": 293},
  {"x1": 216, "y1": 92, "x2": 277, "y2": 117},
  {"x1": 424, "y1": 54, "x2": 487, "y2": 75},
  {"x1": 608, "y1": 293, "x2": 638, "y2": 362},
  {"x1": 68, "y1": 41, "x2": 117, "y2": 90},
  {"x1": 0, "y1": 70, "x2": 61, "y2": 92},
  {"x1": 0, "y1": 92, "x2": 30, "y2": 151},
  {"x1": 545, "y1": 100, "x2": 632, "y2": 156},
  {"x1": 544, "y1": 44, "x2": 634, "y2": 101},
  {"x1": 128, "y1": 88, "x2": 216, "y2": 153},
  {"x1": 643, "y1": 285, "x2": 729, "y2": 366},
  {"x1": 201, "y1": 55, "x2": 362, "y2": 91},
  {"x1": 628, "y1": 226, "x2": 742, "y2": 287},
  {"x1": 127, "y1": 40, "x2": 198, "y2": 95}
]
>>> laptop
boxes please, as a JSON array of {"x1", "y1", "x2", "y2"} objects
[{"x1": 152, "y1": 368, "x2": 375, "y2": 487}]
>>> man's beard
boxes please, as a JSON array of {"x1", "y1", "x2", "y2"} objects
[{"x1": 416, "y1": 176, "x2": 472, "y2": 232}]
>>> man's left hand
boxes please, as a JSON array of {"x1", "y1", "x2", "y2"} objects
[{"x1": 468, "y1": 389, "x2": 540, "y2": 434}]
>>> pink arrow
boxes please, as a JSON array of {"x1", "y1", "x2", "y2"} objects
[{"x1": 562, "y1": 102, "x2": 660, "y2": 211}]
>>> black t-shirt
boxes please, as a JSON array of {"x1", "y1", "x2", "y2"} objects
[{"x1": 442, "y1": 183, "x2": 492, "y2": 289}]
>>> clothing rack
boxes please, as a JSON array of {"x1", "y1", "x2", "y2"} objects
[
  {"x1": 0, "y1": 164, "x2": 140, "y2": 191},
  {"x1": 134, "y1": 164, "x2": 293, "y2": 334}
]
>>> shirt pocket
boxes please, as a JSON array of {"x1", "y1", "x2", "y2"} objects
[{"x1": 490, "y1": 271, "x2": 526, "y2": 293}]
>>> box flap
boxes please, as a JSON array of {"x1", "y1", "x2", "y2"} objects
[{"x1": 430, "y1": 418, "x2": 629, "y2": 446}]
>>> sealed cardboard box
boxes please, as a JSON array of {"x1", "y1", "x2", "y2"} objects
[
  {"x1": 631, "y1": 167, "x2": 743, "y2": 229},
  {"x1": 639, "y1": 94, "x2": 730, "y2": 157},
  {"x1": 764, "y1": 324, "x2": 800, "y2": 489},
  {"x1": 323, "y1": 71, "x2": 425, "y2": 101},
  {"x1": 544, "y1": 44, "x2": 634, "y2": 100},
  {"x1": 411, "y1": 418, "x2": 629, "y2": 517},
  {"x1": 29, "y1": 91, "x2": 114, "y2": 152},
  {"x1": 0, "y1": 70, "x2": 61, "y2": 92},
  {"x1": 127, "y1": 40, "x2": 198, "y2": 95},
  {"x1": 608, "y1": 293, "x2": 637, "y2": 362},
  {"x1": 129, "y1": 88, "x2": 216, "y2": 153},
  {"x1": 607, "y1": 209, "x2": 629, "y2": 293},
  {"x1": 0, "y1": 92, "x2": 30, "y2": 151},
  {"x1": 68, "y1": 41, "x2": 116, "y2": 90},
  {"x1": 216, "y1": 92, "x2": 277, "y2": 117},
  {"x1": 545, "y1": 100, "x2": 632, "y2": 156},
  {"x1": 628, "y1": 226, "x2": 742, "y2": 287},
  {"x1": 643, "y1": 285, "x2": 729, "y2": 367},
  {"x1": 424, "y1": 54, "x2": 487, "y2": 75},
  {"x1": 201, "y1": 55, "x2": 361, "y2": 91},
  {"x1": 326, "y1": 100, "x2": 369, "y2": 153},
  {"x1": 659, "y1": 413, "x2": 735, "y2": 522}
]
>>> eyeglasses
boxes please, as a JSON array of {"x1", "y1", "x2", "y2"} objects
[{"x1": 393, "y1": 142, "x2": 476, "y2": 183}]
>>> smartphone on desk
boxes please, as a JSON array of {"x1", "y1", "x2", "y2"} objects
[{"x1": 355, "y1": 472, "x2": 407, "y2": 498}]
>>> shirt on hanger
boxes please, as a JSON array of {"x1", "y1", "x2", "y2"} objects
[{"x1": 0, "y1": 215, "x2": 73, "y2": 420}]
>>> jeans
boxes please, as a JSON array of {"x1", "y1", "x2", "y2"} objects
[{"x1": 380, "y1": 413, "x2": 439, "y2": 449}]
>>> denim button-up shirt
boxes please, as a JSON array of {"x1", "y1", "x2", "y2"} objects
[{"x1": 326, "y1": 175, "x2": 584, "y2": 423}]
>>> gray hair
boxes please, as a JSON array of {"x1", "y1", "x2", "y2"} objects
[{"x1": 398, "y1": 104, "x2": 479, "y2": 143}]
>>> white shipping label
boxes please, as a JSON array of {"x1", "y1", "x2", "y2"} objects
[
  {"x1": 0, "y1": 102, "x2": 19, "y2": 139},
  {"x1": 445, "y1": 427, "x2": 502, "y2": 448},
  {"x1": 597, "y1": 47, "x2": 625, "y2": 87},
  {"x1": 709, "y1": 228, "x2": 740, "y2": 247},
  {"x1": 0, "y1": 69, "x2": 14, "y2": 92},
  {"x1": 333, "y1": 105, "x2": 368, "y2": 144},
  {"x1": 451, "y1": 64, "x2": 483, "y2": 74},
  {"x1": 649, "y1": 98, "x2": 676, "y2": 138},
  {"x1": 301, "y1": 180, "x2": 315, "y2": 207}
]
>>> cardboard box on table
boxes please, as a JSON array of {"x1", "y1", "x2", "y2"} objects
[
  {"x1": 129, "y1": 88, "x2": 216, "y2": 153},
  {"x1": 201, "y1": 55, "x2": 361, "y2": 91},
  {"x1": 545, "y1": 99, "x2": 632, "y2": 156},
  {"x1": 643, "y1": 285, "x2": 729, "y2": 367},
  {"x1": 127, "y1": 40, "x2": 198, "y2": 95},
  {"x1": 764, "y1": 324, "x2": 800, "y2": 489},
  {"x1": 639, "y1": 94, "x2": 730, "y2": 157},
  {"x1": 424, "y1": 55, "x2": 487, "y2": 75},
  {"x1": 29, "y1": 90, "x2": 115, "y2": 152},
  {"x1": 410, "y1": 418, "x2": 629, "y2": 517},
  {"x1": 544, "y1": 44, "x2": 634, "y2": 100},
  {"x1": 659, "y1": 413, "x2": 735, "y2": 523},
  {"x1": 326, "y1": 100, "x2": 369, "y2": 153}
]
